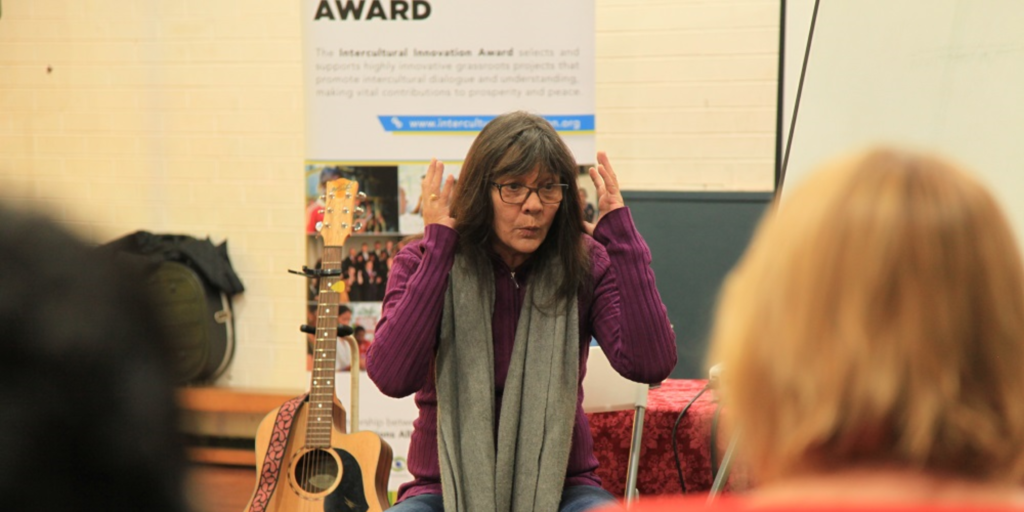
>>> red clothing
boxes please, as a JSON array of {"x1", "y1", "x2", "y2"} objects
[
  {"x1": 366, "y1": 208, "x2": 677, "y2": 503},
  {"x1": 594, "y1": 495, "x2": 1024, "y2": 512},
  {"x1": 305, "y1": 200, "x2": 324, "y2": 234},
  {"x1": 358, "y1": 340, "x2": 371, "y2": 370}
]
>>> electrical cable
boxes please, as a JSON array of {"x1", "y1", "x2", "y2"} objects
[{"x1": 671, "y1": 384, "x2": 709, "y2": 494}]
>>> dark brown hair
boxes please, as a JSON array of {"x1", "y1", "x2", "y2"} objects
[{"x1": 450, "y1": 111, "x2": 589, "y2": 303}]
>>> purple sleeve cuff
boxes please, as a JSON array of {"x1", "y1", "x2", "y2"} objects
[
  {"x1": 422, "y1": 223, "x2": 459, "y2": 254},
  {"x1": 592, "y1": 207, "x2": 651, "y2": 263}
]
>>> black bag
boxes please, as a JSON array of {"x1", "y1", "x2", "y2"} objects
[{"x1": 101, "y1": 231, "x2": 245, "y2": 385}]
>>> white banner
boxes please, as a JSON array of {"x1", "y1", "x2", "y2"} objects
[{"x1": 302, "y1": 0, "x2": 596, "y2": 162}]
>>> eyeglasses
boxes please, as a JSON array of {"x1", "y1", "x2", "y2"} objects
[{"x1": 492, "y1": 182, "x2": 569, "y2": 204}]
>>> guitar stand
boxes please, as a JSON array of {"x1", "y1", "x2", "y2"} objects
[
  {"x1": 288, "y1": 266, "x2": 343, "y2": 278},
  {"x1": 340, "y1": 333, "x2": 360, "y2": 432},
  {"x1": 707, "y1": 428, "x2": 740, "y2": 504}
]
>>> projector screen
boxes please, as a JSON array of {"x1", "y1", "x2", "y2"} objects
[{"x1": 780, "y1": 0, "x2": 1024, "y2": 247}]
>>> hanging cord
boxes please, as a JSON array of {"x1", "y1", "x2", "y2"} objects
[
  {"x1": 671, "y1": 384, "x2": 710, "y2": 494},
  {"x1": 777, "y1": 0, "x2": 823, "y2": 198}
]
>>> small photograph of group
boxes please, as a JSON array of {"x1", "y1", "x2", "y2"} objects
[
  {"x1": 305, "y1": 233, "x2": 406, "y2": 306},
  {"x1": 337, "y1": 236, "x2": 405, "y2": 302},
  {"x1": 305, "y1": 163, "x2": 401, "y2": 238}
]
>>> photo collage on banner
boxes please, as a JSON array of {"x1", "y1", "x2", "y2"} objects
[
  {"x1": 303, "y1": 162, "x2": 462, "y2": 372},
  {"x1": 302, "y1": 0, "x2": 595, "y2": 498}
]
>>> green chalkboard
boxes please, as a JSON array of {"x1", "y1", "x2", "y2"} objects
[{"x1": 622, "y1": 191, "x2": 773, "y2": 380}]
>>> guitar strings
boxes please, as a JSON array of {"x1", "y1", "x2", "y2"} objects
[{"x1": 307, "y1": 247, "x2": 343, "y2": 494}]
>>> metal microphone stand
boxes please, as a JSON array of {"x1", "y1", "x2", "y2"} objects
[{"x1": 705, "y1": 364, "x2": 738, "y2": 504}]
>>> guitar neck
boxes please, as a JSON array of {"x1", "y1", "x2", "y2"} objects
[{"x1": 307, "y1": 246, "x2": 343, "y2": 448}]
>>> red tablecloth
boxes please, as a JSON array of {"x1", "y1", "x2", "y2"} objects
[{"x1": 587, "y1": 379, "x2": 748, "y2": 497}]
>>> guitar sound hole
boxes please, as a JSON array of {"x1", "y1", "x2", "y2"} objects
[{"x1": 294, "y1": 448, "x2": 341, "y2": 493}]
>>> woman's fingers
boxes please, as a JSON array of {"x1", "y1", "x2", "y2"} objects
[
  {"x1": 420, "y1": 159, "x2": 456, "y2": 228},
  {"x1": 596, "y1": 152, "x2": 619, "y2": 194},
  {"x1": 588, "y1": 151, "x2": 625, "y2": 226},
  {"x1": 589, "y1": 166, "x2": 605, "y2": 197},
  {"x1": 597, "y1": 151, "x2": 618, "y2": 186},
  {"x1": 440, "y1": 174, "x2": 455, "y2": 205},
  {"x1": 421, "y1": 162, "x2": 432, "y2": 193},
  {"x1": 422, "y1": 158, "x2": 447, "y2": 209},
  {"x1": 431, "y1": 159, "x2": 445, "y2": 193},
  {"x1": 422, "y1": 158, "x2": 442, "y2": 194},
  {"x1": 426, "y1": 159, "x2": 435, "y2": 187}
]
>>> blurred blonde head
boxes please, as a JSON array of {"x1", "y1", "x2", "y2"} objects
[{"x1": 710, "y1": 147, "x2": 1024, "y2": 484}]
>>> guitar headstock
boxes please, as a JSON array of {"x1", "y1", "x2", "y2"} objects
[{"x1": 319, "y1": 178, "x2": 364, "y2": 248}]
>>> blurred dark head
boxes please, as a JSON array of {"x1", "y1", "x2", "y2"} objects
[
  {"x1": 318, "y1": 166, "x2": 344, "y2": 187},
  {"x1": 0, "y1": 206, "x2": 188, "y2": 512}
]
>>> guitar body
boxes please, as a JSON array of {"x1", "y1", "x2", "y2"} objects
[{"x1": 246, "y1": 396, "x2": 393, "y2": 512}]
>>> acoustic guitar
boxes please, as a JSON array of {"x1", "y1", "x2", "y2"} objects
[{"x1": 246, "y1": 177, "x2": 393, "y2": 512}]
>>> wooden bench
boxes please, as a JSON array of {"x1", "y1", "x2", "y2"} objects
[{"x1": 177, "y1": 387, "x2": 304, "y2": 466}]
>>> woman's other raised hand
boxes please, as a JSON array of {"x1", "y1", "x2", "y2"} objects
[
  {"x1": 421, "y1": 158, "x2": 456, "y2": 229},
  {"x1": 583, "y1": 151, "x2": 625, "y2": 235}
]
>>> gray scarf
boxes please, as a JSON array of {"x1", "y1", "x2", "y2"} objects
[{"x1": 436, "y1": 254, "x2": 579, "y2": 512}]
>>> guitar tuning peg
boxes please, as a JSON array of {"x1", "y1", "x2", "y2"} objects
[
  {"x1": 319, "y1": 194, "x2": 326, "y2": 201},
  {"x1": 357, "y1": 191, "x2": 367, "y2": 200},
  {"x1": 355, "y1": 206, "x2": 365, "y2": 215},
  {"x1": 315, "y1": 221, "x2": 324, "y2": 232},
  {"x1": 341, "y1": 222, "x2": 349, "y2": 229},
  {"x1": 353, "y1": 222, "x2": 363, "y2": 231},
  {"x1": 342, "y1": 207, "x2": 350, "y2": 214},
  {"x1": 326, "y1": 207, "x2": 333, "y2": 214},
  {"x1": 317, "y1": 208, "x2": 324, "y2": 215},
  {"x1": 345, "y1": 192, "x2": 352, "y2": 199}
]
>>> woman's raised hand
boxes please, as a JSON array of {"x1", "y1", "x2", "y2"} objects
[
  {"x1": 583, "y1": 151, "x2": 625, "y2": 235},
  {"x1": 421, "y1": 158, "x2": 456, "y2": 229}
]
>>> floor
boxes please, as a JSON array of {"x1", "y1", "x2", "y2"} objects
[{"x1": 189, "y1": 464, "x2": 257, "y2": 512}]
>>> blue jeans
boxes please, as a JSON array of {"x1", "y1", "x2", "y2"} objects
[{"x1": 389, "y1": 485, "x2": 620, "y2": 512}]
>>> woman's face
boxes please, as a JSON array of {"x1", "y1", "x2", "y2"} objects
[{"x1": 491, "y1": 166, "x2": 560, "y2": 269}]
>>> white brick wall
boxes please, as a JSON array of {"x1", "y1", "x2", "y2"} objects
[
  {"x1": 0, "y1": 0, "x2": 308, "y2": 390},
  {"x1": 0, "y1": 0, "x2": 778, "y2": 390},
  {"x1": 597, "y1": 0, "x2": 778, "y2": 191}
]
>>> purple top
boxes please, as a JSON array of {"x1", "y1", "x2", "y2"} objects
[{"x1": 366, "y1": 208, "x2": 677, "y2": 502}]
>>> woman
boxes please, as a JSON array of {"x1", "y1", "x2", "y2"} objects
[
  {"x1": 608, "y1": 147, "x2": 1024, "y2": 511},
  {"x1": 367, "y1": 111, "x2": 677, "y2": 512}
]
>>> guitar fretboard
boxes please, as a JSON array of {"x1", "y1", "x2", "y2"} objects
[{"x1": 307, "y1": 246, "x2": 343, "y2": 448}]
